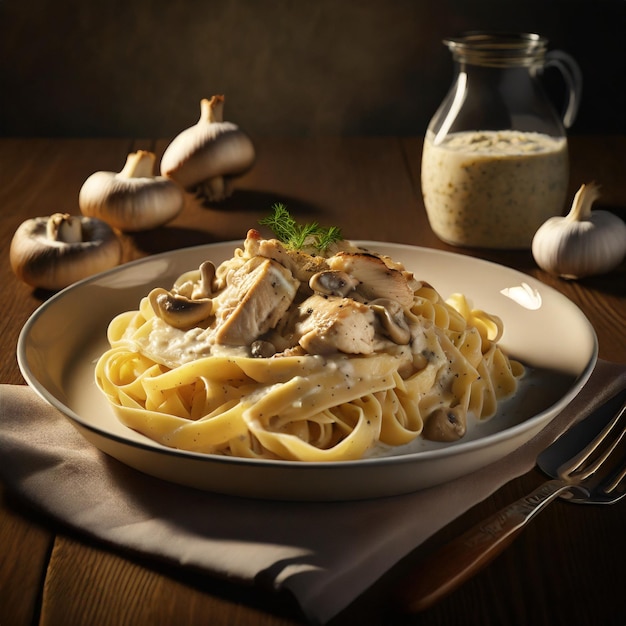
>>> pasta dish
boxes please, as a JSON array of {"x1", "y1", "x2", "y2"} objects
[{"x1": 95, "y1": 218, "x2": 523, "y2": 462}]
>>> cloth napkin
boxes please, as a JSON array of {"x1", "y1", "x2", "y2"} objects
[{"x1": 1, "y1": 359, "x2": 625, "y2": 625}]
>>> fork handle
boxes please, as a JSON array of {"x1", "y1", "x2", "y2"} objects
[{"x1": 397, "y1": 479, "x2": 574, "y2": 613}]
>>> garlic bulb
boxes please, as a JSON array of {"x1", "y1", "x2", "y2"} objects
[
  {"x1": 79, "y1": 150, "x2": 184, "y2": 231},
  {"x1": 532, "y1": 182, "x2": 626, "y2": 279},
  {"x1": 10, "y1": 213, "x2": 122, "y2": 290},
  {"x1": 160, "y1": 95, "x2": 255, "y2": 203}
]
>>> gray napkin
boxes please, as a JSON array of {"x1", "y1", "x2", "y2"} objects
[{"x1": 1, "y1": 359, "x2": 625, "y2": 624}]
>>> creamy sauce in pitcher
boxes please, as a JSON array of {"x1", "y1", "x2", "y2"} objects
[{"x1": 421, "y1": 130, "x2": 568, "y2": 248}]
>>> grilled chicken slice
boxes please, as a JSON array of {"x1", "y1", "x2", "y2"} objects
[
  {"x1": 327, "y1": 252, "x2": 415, "y2": 307},
  {"x1": 243, "y1": 229, "x2": 328, "y2": 281},
  {"x1": 214, "y1": 256, "x2": 299, "y2": 345},
  {"x1": 296, "y1": 294, "x2": 376, "y2": 355}
]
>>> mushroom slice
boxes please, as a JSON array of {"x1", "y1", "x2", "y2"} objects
[
  {"x1": 422, "y1": 406, "x2": 467, "y2": 442},
  {"x1": 327, "y1": 252, "x2": 414, "y2": 307},
  {"x1": 243, "y1": 229, "x2": 330, "y2": 282},
  {"x1": 149, "y1": 288, "x2": 213, "y2": 329},
  {"x1": 309, "y1": 270, "x2": 359, "y2": 297},
  {"x1": 251, "y1": 340, "x2": 277, "y2": 358},
  {"x1": 10, "y1": 213, "x2": 122, "y2": 291},
  {"x1": 171, "y1": 261, "x2": 217, "y2": 300},
  {"x1": 370, "y1": 298, "x2": 411, "y2": 344}
]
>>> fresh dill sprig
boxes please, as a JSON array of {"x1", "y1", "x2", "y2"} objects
[
  {"x1": 316, "y1": 225, "x2": 343, "y2": 252},
  {"x1": 259, "y1": 203, "x2": 298, "y2": 243},
  {"x1": 259, "y1": 203, "x2": 343, "y2": 253}
]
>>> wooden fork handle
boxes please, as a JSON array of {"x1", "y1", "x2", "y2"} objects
[{"x1": 396, "y1": 479, "x2": 575, "y2": 613}]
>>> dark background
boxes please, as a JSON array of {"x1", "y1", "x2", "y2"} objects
[{"x1": 0, "y1": 0, "x2": 624, "y2": 137}]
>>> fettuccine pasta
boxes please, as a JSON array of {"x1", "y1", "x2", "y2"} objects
[{"x1": 95, "y1": 228, "x2": 523, "y2": 461}]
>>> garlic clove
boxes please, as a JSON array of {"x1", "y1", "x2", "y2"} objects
[
  {"x1": 160, "y1": 95, "x2": 255, "y2": 203},
  {"x1": 531, "y1": 182, "x2": 626, "y2": 279},
  {"x1": 79, "y1": 150, "x2": 185, "y2": 231},
  {"x1": 10, "y1": 213, "x2": 122, "y2": 290}
]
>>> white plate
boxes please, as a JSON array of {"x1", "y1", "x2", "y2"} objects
[{"x1": 17, "y1": 242, "x2": 598, "y2": 501}]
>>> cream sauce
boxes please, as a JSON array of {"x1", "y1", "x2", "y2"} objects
[
  {"x1": 421, "y1": 130, "x2": 568, "y2": 249},
  {"x1": 127, "y1": 318, "x2": 247, "y2": 368}
]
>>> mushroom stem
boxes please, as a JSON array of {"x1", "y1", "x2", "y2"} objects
[
  {"x1": 196, "y1": 261, "x2": 217, "y2": 298},
  {"x1": 46, "y1": 213, "x2": 83, "y2": 243},
  {"x1": 200, "y1": 95, "x2": 224, "y2": 124},
  {"x1": 567, "y1": 182, "x2": 601, "y2": 222},
  {"x1": 118, "y1": 150, "x2": 157, "y2": 179},
  {"x1": 199, "y1": 176, "x2": 230, "y2": 202}
]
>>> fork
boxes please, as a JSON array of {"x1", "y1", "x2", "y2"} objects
[
  {"x1": 397, "y1": 396, "x2": 626, "y2": 613},
  {"x1": 554, "y1": 398, "x2": 626, "y2": 498}
]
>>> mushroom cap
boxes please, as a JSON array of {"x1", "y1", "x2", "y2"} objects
[
  {"x1": 160, "y1": 121, "x2": 256, "y2": 191},
  {"x1": 79, "y1": 171, "x2": 185, "y2": 232},
  {"x1": 10, "y1": 215, "x2": 122, "y2": 290}
]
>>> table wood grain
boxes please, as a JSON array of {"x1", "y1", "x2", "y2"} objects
[{"x1": 1, "y1": 136, "x2": 625, "y2": 626}]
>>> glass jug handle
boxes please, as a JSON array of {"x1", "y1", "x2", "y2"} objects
[{"x1": 544, "y1": 50, "x2": 583, "y2": 129}]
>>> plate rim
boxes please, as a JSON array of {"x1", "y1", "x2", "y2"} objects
[{"x1": 17, "y1": 240, "x2": 599, "y2": 471}]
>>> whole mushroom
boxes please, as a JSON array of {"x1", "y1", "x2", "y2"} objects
[
  {"x1": 422, "y1": 407, "x2": 467, "y2": 442},
  {"x1": 79, "y1": 150, "x2": 184, "y2": 231},
  {"x1": 160, "y1": 95, "x2": 255, "y2": 203},
  {"x1": 10, "y1": 213, "x2": 122, "y2": 290}
]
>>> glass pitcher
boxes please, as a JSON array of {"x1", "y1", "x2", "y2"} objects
[{"x1": 421, "y1": 32, "x2": 582, "y2": 249}]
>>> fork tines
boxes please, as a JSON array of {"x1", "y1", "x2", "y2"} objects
[{"x1": 558, "y1": 398, "x2": 626, "y2": 494}]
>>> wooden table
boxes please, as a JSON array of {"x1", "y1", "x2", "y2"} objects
[{"x1": 1, "y1": 135, "x2": 625, "y2": 625}]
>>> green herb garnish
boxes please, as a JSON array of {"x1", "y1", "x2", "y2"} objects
[{"x1": 259, "y1": 203, "x2": 343, "y2": 253}]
